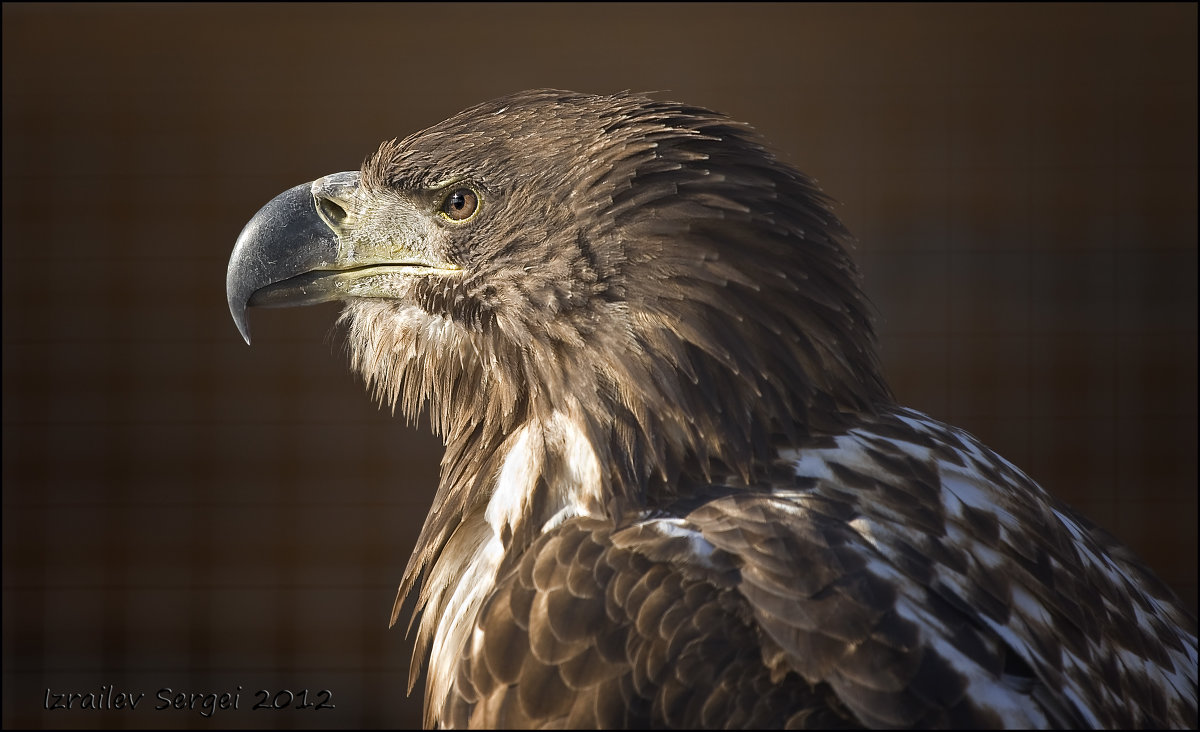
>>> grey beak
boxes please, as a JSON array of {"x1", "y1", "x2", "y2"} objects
[{"x1": 225, "y1": 172, "x2": 358, "y2": 343}]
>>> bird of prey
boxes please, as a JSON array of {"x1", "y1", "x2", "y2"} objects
[{"x1": 226, "y1": 90, "x2": 1197, "y2": 729}]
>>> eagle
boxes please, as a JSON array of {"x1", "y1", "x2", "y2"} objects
[{"x1": 226, "y1": 90, "x2": 1197, "y2": 729}]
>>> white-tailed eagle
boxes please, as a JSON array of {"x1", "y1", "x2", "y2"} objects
[{"x1": 226, "y1": 90, "x2": 1197, "y2": 729}]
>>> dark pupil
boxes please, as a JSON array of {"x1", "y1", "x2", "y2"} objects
[{"x1": 450, "y1": 192, "x2": 465, "y2": 210}]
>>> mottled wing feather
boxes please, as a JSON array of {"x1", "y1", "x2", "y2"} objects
[
  {"x1": 689, "y1": 492, "x2": 1040, "y2": 728},
  {"x1": 440, "y1": 409, "x2": 1198, "y2": 729},
  {"x1": 755, "y1": 407, "x2": 1198, "y2": 729},
  {"x1": 445, "y1": 517, "x2": 857, "y2": 729}
]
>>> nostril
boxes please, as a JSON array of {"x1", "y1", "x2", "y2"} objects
[{"x1": 317, "y1": 196, "x2": 348, "y2": 229}]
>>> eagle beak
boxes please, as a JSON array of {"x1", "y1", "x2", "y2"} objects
[{"x1": 226, "y1": 172, "x2": 359, "y2": 344}]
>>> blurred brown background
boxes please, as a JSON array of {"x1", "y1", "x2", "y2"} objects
[{"x1": 3, "y1": 3, "x2": 1196, "y2": 729}]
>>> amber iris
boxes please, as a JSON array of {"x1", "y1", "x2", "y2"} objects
[{"x1": 440, "y1": 188, "x2": 478, "y2": 221}]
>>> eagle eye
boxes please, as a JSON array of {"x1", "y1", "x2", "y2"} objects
[{"x1": 439, "y1": 187, "x2": 479, "y2": 222}]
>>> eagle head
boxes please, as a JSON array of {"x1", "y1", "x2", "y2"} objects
[{"x1": 228, "y1": 90, "x2": 889, "y2": 504}]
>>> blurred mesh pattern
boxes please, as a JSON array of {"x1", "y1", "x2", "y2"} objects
[{"x1": 3, "y1": 4, "x2": 1195, "y2": 729}]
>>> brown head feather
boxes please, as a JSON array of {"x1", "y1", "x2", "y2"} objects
[{"x1": 342, "y1": 91, "x2": 891, "y2": 627}]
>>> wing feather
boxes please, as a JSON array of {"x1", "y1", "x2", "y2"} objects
[
  {"x1": 435, "y1": 407, "x2": 1197, "y2": 729},
  {"x1": 445, "y1": 517, "x2": 856, "y2": 728}
]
